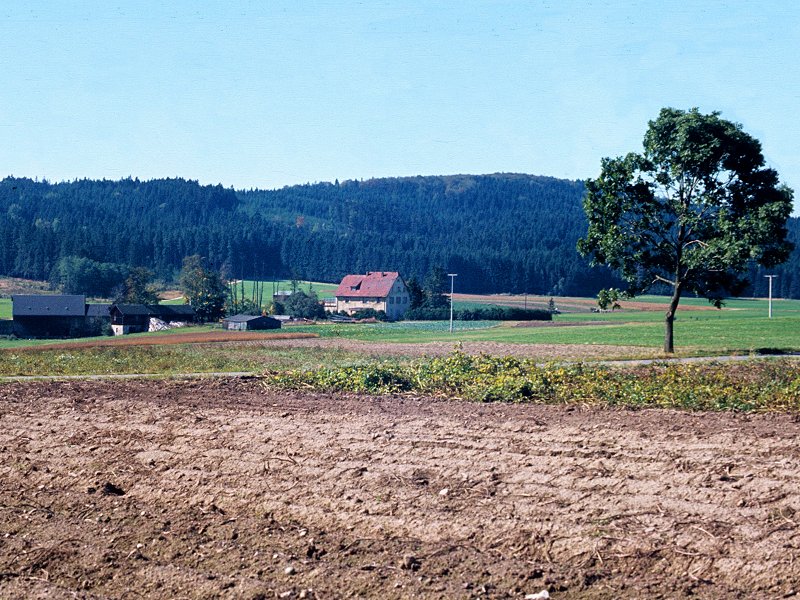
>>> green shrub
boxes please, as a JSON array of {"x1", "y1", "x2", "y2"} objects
[
  {"x1": 350, "y1": 308, "x2": 389, "y2": 321},
  {"x1": 266, "y1": 351, "x2": 800, "y2": 412},
  {"x1": 405, "y1": 306, "x2": 551, "y2": 321},
  {"x1": 404, "y1": 307, "x2": 450, "y2": 320}
]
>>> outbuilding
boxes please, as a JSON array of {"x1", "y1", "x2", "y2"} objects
[{"x1": 222, "y1": 314, "x2": 281, "y2": 331}]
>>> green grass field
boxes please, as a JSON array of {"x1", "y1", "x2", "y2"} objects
[
  {"x1": 163, "y1": 279, "x2": 338, "y2": 305},
  {"x1": 228, "y1": 279, "x2": 338, "y2": 300},
  {"x1": 2, "y1": 292, "x2": 799, "y2": 358},
  {"x1": 286, "y1": 295, "x2": 800, "y2": 354}
]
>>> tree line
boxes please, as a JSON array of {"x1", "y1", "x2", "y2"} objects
[{"x1": 0, "y1": 174, "x2": 797, "y2": 298}]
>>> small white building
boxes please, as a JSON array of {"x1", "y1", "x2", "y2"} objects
[{"x1": 333, "y1": 271, "x2": 410, "y2": 320}]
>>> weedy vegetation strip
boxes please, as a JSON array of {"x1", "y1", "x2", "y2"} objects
[{"x1": 266, "y1": 350, "x2": 800, "y2": 411}]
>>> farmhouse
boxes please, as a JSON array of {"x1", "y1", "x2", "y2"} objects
[
  {"x1": 333, "y1": 271, "x2": 410, "y2": 320},
  {"x1": 222, "y1": 314, "x2": 281, "y2": 331}
]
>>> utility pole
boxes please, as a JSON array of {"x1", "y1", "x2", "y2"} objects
[
  {"x1": 765, "y1": 275, "x2": 777, "y2": 318},
  {"x1": 448, "y1": 273, "x2": 458, "y2": 333}
]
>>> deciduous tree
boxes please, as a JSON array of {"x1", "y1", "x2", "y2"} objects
[
  {"x1": 578, "y1": 108, "x2": 793, "y2": 352},
  {"x1": 121, "y1": 266, "x2": 159, "y2": 305},
  {"x1": 178, "y1": 255, "x2": 226, "y2": 322}
]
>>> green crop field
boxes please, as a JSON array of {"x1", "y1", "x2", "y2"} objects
[{"x1": 0, "y1": 298, "x2": 10, "y2": 320}]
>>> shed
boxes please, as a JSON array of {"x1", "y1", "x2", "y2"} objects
[{"x1": 222, "y1": 314, "x2": 281, "y2": 331}]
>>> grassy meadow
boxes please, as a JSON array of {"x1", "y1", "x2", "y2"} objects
[
  {"x1": 283, "y1": 295, "x2": 800, "y2": 355},
  {"x1": 1, "y1": 286, "x2": 799, "y2": 380},
  {"x1": 227, "y1": 278, "x2": 338, "y2": 300}
]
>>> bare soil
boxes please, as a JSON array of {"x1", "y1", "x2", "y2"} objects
[
  {"x1": 28, "y1": 332, "x2": 319, "y2": 351},
  {"x1": 1, "y1": 378, "x2": 798, "y2": 599},
  {"x1": 19, "y1": 331, "x2": 661, "y2": 361}
]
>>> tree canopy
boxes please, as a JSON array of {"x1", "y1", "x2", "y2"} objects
[
  {"x1": 283, "y1": 290, "x2": 325, "y2": 320},
  {"x1": 578, "y1": 107, "x2": 794, "y2": 352},
  {"x1": 178, "y1": 255, "x2": 226, "y2": 322},
  {"x1": 120, "y1": 267, "x2": 159, "y2": 305}
]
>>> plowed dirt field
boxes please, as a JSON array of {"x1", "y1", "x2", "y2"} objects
[{"x1": 1, "y1": 378, "x2": 798, "y2": 599}]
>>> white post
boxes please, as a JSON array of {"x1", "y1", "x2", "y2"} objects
[
  {"x1": 448, "y1": 273, "x2": 457, "y2": 333},
  {"x1": 765, "y1": 275, "x2": 776, "y2": 318}
]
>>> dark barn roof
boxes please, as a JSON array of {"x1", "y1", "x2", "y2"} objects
[
  {"x1": 222, "y1": 314, "x2": 280, "y2": 329},
  {"x1": 85, "y1": 304, "x2": 111, "y2": 318},
  {"x1": 111, "y1": 304, "x2": 152, "y2": 316},
  {"x1": 224, "y1": 314, "x2": 265, "y2": 323},
  {"x1": 111, "y1": 304, "x2": 196, "y2": 320},
  {"x1": 153, "y1": 305, "x2": 196, "y2": 319},
  {"x1": 12, "y1": 295, "x2": 86, "y2": 317}
]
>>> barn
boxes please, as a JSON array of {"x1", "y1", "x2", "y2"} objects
[
  {"x1": 12, "y1": 295, "x2": 88, "y2": 338},
  {"x1": 110, "y1": 304, "x2": 196, "y2": 335},
  {"x1": 222, "y1": 314, "x2": 281, "y2": 331}
]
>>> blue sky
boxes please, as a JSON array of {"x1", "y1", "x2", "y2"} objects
[{"x1": 1, "y1": 1, "x2": 798, "y2": 211}]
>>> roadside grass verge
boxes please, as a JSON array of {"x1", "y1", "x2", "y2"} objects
[{"x1": 267, "y1": 350, "x2": 800, "y2": 412}]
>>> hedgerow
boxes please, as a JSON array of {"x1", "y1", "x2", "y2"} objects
[
  {"x1": 266, "y1": 350, "x2": 800, "y2": 412},
  {"x1": 403, "y1": 306, "x2": 552, "y2": 321}
]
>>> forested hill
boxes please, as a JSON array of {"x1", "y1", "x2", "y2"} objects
[
  {"x1": 237, "y1": 174, "x2": 615, "y2": 295},
  {"x1": 0, "y1": 174, "x2": 798, "y2": 297}
]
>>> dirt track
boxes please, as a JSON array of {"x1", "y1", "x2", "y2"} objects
[{"x1": 1, "y1": 378, "x2": 799, "y2": 599}]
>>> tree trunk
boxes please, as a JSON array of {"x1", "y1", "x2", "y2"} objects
[{"x1": 664, "y1": 284, "x2": 682, "y2": 353}]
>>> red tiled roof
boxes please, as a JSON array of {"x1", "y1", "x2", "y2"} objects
[{"x1": 334, "y1": 272, "x2": 402, "y2": 298}]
